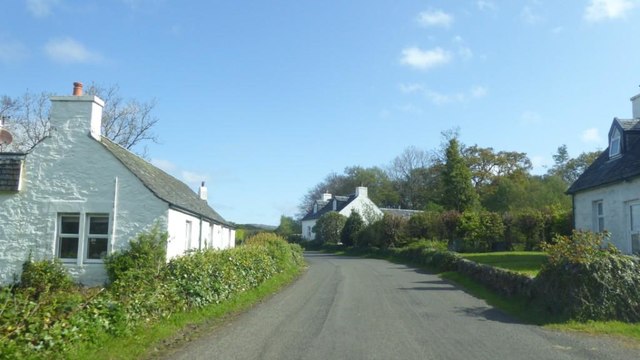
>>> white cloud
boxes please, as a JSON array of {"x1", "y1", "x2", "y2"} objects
[
  {"x1": 470, "y1": 86, "x2": 488, "y2": 98},
  {"x1": 151, "y1": 158, "x2": 177, "y2": 173},
  {"x1": 44, "y1": 37, "x2": 104, "y2": 64},
  {"x1": 521, "y1": 6, "x2": 542, "y2": 24},
  {"x1": 584, "y1": 0, "x2": 636, "y2": 22},
  {"x1": 26, "y1": 0, "x2": 59, "y2": 18},
  {"x1": 477, "y1": 0, "x2": 497, "y2": 11},
  {"x1": 396, "y1": 104, "x2": 423, "y2": 114},
  {"x1": 400, "y1": 47, "x2": 451, "y2": 71},
  {"x1": 424, "y1": 85, "x2": 488, "y2": 105},
  {"x1": 0, "y1": 39, "x2": 28, "y2": 63},
  {"x1": 181, "y1": 170, "x2": 208, "y2": 185},
  {"x1": 520, "y1": 111, "x2": 542, "y2": 125},
  {"x1": 581, "y1": 127, "x2": 602, "y2": 143},
  {"x1": 417, "y1": 10, "x2": 454, "y2": 28},
  {"x1": 399, "y1": 83, "x2": 425, "y2": 94}
]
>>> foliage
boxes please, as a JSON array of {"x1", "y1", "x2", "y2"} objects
[
  {"x1": 548, "y1": 144, "x2": 601, "y2": 185},
  {"x1": 516, "y1": 209, "x2": 546, "y2": 250},
  {"x1": 406, "y1": 211, "x2": 443, "y2": 240},
  {"x1": 355, "y1": 219, "x2": 384, "y2": 248},
  {"x1": 441, "y1": 137, "x2": 479, "y2": 212},
  {"x1": 534, "y1": 231, "x2": 640, "y2": 322},
  {"x1": 19, "y1": 257, "x2": 74, "y2": 297},
  {"x1": 313, "y1": 212, "x2": 347, "y2": 244},
  {"x1": 104, "y1": 225, "x2": 167, "y2": 283},
  {"x1": 275, "y1": 216, "x2": 301, "y2": 239},
  {"x1": 1, "y1": 228, "x2": 305, "y2": 359},
  {"x1": 457, "y1": 210, "x2": 505, "y2": 252},
  {"x1": 341, "y1": 210, "x2": 365, "y2": 246},
  {"x1": 379, "y1": 213, "x2": 408, "y2": 248}
]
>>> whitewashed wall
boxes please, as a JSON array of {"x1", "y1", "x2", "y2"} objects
[
  {"x1": 301, "y1": 220, "x2": 317, "y2": 240},
  {"x1": 0, "y1": 96, "x2": 168, "y2": 285},
  {"x1": 573, "y1": 177, "x2": 640, "y2": 253},
  {"x1": 338, "y1": 196, "x2": 383, "y2": 224}
]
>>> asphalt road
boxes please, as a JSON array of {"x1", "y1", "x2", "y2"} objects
[{"x1": 166, "y1": 252, "x2": 639, "y2": 360}]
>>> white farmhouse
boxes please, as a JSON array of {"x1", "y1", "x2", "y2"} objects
[
  {"x1": 568, "y1": 91, "x2": 640, "y2": 254},
  {"x1": 0, "y1": 83, "x2": 235, "y2": 285},
  {"x1": 301, "y1": 186, "x2": 382, "y2": 241}
]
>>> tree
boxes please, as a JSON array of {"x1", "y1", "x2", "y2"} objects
[
  {"x1": 0, "y1": 83, "x2": 159, "y2": 155},
  {"x1": 313, "y1": 212, "x2": 347, "y2": 244},
  {"x1": 548, "y1": 145, "x2": 600, "y2": 185},
  {"x1": 441, "y1": 137, "x2": 479, "y2": 212},
  {"x1": 275, "y1": 216, "x2": 301, "y2": 239},
  {"x1": 341, "y1": 210, "x2": 364, "y2": 246}
]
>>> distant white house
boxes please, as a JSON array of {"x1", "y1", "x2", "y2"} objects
[
  {"x1": 301, "y1": 186, "x2": 383, "y2": 241},
  {"x1": 568, "y1": 91, "x2": 640, "y2": 254},
  {"x1": 0, "y1": 83, "x2": 235, "y2": 285}
]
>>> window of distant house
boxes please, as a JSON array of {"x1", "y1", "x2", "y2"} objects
[
  {"x1": 592, "y1": 201, "x2": 604, "y2": 233},
  {"x1": 58, "y1": 214, "x2": 109, "y2": 262},
  {"x1": 610, "y1": 129, "x2": 621, "y2": 157}
]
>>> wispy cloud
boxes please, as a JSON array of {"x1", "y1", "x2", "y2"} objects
[
  {"x1": 151, "y1": 158, "x2": 177, "y2": 173},
  {"x1": 44, "y1": 37, "x2": 104, "y2": 64},
  {"x1": 584, "y1": 0, "x2": 636, "y2": 22},
  {"x1": 151, "y1": 158, "x2": 209, "y2": 190},
  {"x1": 26, "y1": 0, "x2": 60, "y2": 18},
  {"x1": 400, "y1": 47, "x2": 451, "y2": 71},
  {"x1": 181, "y1": 170, "x2": 208, "y2": 185},
  {"x1": 520, "y1": 111, "x2": 543, "y2": 125},
  {"x1": 477, "y1": 0, "x2": 497, "y2": 12},
  {"x1": 0, "y1": 38, "x2": 28, "y2": 63},
  {"x1": 581, "y1": 127, "x2": 603, "y2": 143},
  {"x1": 417, "y1": 10, "x2": 454, "y2": 28},
  {"x1": 399, "y1": 83, "x2": 425, "y2": 94},
  {"x1": 424, "y1": 85, "x2": 488, "y2": 105},
  {"x1": 521, "y1": 6, "x2": 542, "y2": 24}
]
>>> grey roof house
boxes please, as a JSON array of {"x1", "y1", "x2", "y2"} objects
[{"x1": 568, "y1": 92, "x2": 640, "y2": 254}]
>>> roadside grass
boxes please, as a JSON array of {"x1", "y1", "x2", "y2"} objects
[
  {"x1": 459, "y1": 251, "x2": 547, "y2": 277},
  {"x1": 66, "y1": 264, "x2": 305, "y2": 360},
  {"x1": 441, "y1": 271, "x2": 640, "y2": 343}
]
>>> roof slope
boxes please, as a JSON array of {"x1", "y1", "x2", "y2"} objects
[
  {"x1": 100, "y1": 138, "x2": 230, "y2": 226},
  {"x1": 0, "y1": 154, "x2": 25, "y2": 192},
  {"x1": 301, "y1": 195, "x2": 355, "y2": 221},
  {"x1": 568, "y1": 119, "x2": 640, "y2": 194}
]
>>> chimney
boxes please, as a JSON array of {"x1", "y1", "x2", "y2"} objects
[
  {"x1": 49, "y1": 82, "x2": 104, "y2": 141},
  {"x1": 321, "y1": 192, "x2": 332, "y2": 201},
  {"x1": 355, "y1": 186, "x2": 368, "y2": 198},
  {"x1": 198, "y1": 181, "x2": 208, "y2": 201},
  {"x1": 632, "y1": 93, "x2": 640, "y2": 119},
  {"x1": 332, "y1": 199, "x2": 337, "y2": 211}
]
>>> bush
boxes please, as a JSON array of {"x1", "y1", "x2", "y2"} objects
[
  {"x1": 341, "y1": 210, "x2": 364, "y2": 246},
  {"x1": 313, "y1": 212, "x2": 347, "y2": 244},
  {"x1": 104, "y1": 225, "x2": 167, "y2": 283},
  {"x1": 379, "y1": 213, "x2": 408, "y2": 248},
  {"x1": 406, "y1": 211, "x2": 442, "y2": 240},
  {"x1": 20, "y1": 257, "x2": 74, "y2": 297},
  {"x1": 533, "y1": 231, "x2": 640, "y2": 321}
]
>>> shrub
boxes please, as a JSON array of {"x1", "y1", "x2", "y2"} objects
[
  {"x1": 533, "y1": 231, "x2": 640, "y2": 321},
  {"x1": 356, "y1": 219, "x2": 383, "y2": 248},
  {"x1": 407, "y1": 211, "x2": 443, "y2": 241},
  {"x1": 516, "y1": 209, "x2": 545, "y2": 250},
  {"x1": 313, "y1": 212, "x2": 347, "y2": 244},
  {"x1": 20, "y1": 257, "x2": 74, "y2": 297},
  {"x1": 104, "y1": 225, "x2": 167, "y2": 283},
  {"x1": 379, "y1": 213, "x2": 408, "y2": 248},
  {"x1": 341, "y1": 210, "x2": 364, "y2": 246}
]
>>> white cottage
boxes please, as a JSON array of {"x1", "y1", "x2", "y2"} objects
[
  {"x1": 568, "y1": 92, "x2": 640, "y2": 254},
  {"x1": 300, "y1": 186, "x2": 382, "y2": 241},
  {"x1": 0, "y1": 83, "x2": 235, "y2": 285}
]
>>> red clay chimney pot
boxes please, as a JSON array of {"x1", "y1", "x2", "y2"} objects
[{"x1": 73, "y1": 82, "x2": 83, "y2": 96}]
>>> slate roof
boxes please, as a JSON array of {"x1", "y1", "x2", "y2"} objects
[
  {"x1": 301, "y1": 194, "x2": 356, "y2": 221},
  {"x1": 380, "y1": 208, "x2": 423, "y2": 219},
  {"x1": 567, "y1": 118, "x2": 640, "y2": 194},
  {"x1": 0, "y1": 153, "x2": 25, "y2": 192},
  {"x1": 100, "y1": 137, "x2": 231, "y2": 226}
]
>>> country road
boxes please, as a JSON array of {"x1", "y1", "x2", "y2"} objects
[{"x1": 166, "y1": 252, "x2": 638, "y2": 360}]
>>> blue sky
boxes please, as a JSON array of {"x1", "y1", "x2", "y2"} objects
[{"x1": 1, "y1": 1, "x2": 640, "y2": 225}]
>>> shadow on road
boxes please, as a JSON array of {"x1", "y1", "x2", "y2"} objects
[{"x1": 454, "y1": 306, "x2": 521, "y2": 324}]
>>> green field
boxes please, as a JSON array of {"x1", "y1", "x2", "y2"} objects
[{"x1": 460, "y1": 251, "x2": 548, "y2": 277}]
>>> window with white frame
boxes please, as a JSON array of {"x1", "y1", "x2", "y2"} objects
[
  {"x1": 57, "y1": 214, "x2": 110, "y2": 262},
  {"x1": 609, "y1": 129, "x2": 621, "y2": 157},
  {"x1": 592, "y1": 201, "x2": 604, "y2": 232}
]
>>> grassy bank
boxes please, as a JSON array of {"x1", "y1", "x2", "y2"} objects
[
  {"x1": 459, "y1": 251, "x2": 547, "y2": 277},
  {"x1": 67, "y1": 263, "x2": 305, "y2": 360}
]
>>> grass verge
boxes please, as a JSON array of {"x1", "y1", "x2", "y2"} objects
[
  {"x1": 66, "y1": 264, "x2": 305, "y2": 360},
  {"x1": 459, "y1": 251, "x2": 547, "y2": 277}
]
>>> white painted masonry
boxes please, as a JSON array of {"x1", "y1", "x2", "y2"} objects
[
  {"x1": 0, "y1": 88, "x2": 234, "y2": 285},
  {"x1": 300, "y1": 186, "x2": 383, "y2": 241}
]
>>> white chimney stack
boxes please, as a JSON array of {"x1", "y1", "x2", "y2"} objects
[
  {"x1": 321, "y1": 192, "x2": 332, "y2": 201},
  {"x1": 632, "y1": 93, "x2": 640, "y2": 119},
  {"x1": 198, "y1": 181, "x2": 208, "y2": 201},
  {"x1": 50, "y1": 82, "x2": 104, "y2": 141},
  {"x1": 355, "y1": 186, "x2": 368, "y2": 198}
]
